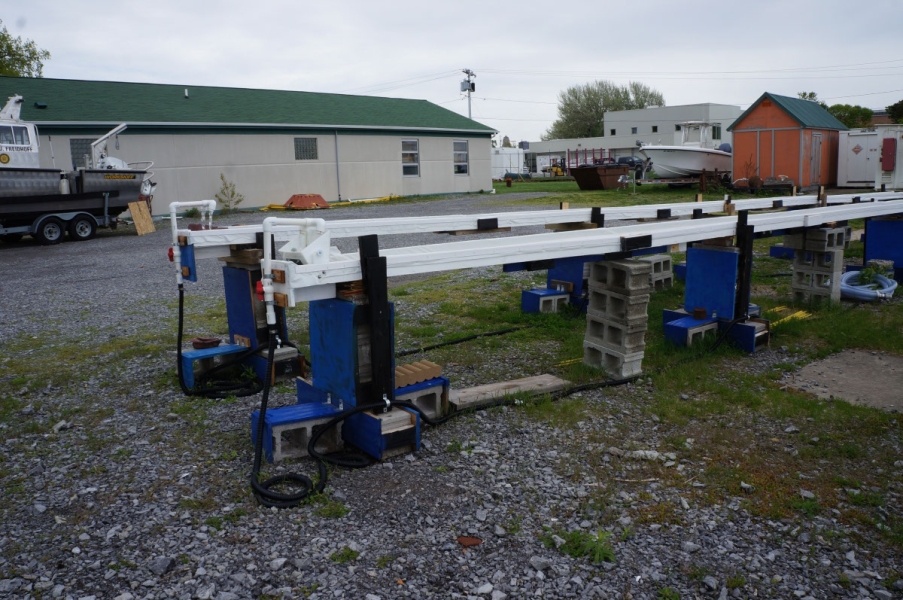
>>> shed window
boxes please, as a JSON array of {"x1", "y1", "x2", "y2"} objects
[
  {"x1": 675, "y1": 124, "x2": 682, "y2": 131},
  {"x1": 652, "y1": 125, "x2": 658, "y2": 133},
  {"x1": 70, "y1": 138, "x2": 96, "y2": 169},
  {"x1": 453, "y1": 140, "x2": 469, "y2": 175},
  {"x1": 712, "y1": 125, "x2": 722, "y2": 140},
  {"x1": 294, "y1": 137, "x2": 318, "y2": 160},
  {"x1": 631, "y1": 127, "x2": 637, "y2": 135},
  {"x1": 610, "y1": 129, "x2": 616, "y2": 136},
  {"x1": 402, "y1": 139, "x2": 419, "y2": 176}
]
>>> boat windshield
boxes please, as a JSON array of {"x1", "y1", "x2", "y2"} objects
[{"x1": 0, "y1": 125, "x2": 30, "y2": 146}]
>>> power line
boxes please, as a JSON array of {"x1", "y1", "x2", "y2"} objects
[{"x1": 339, "y1": 70, "x2": 459, "y2": 94}]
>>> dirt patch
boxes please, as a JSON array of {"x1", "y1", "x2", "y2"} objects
[{"x1": 786, "y1": 349, "x2": 903, "y2": 412}]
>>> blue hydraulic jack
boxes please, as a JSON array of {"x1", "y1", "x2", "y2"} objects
[{"x1": 664, "y1": 210, "x2": 770, "y2": 352}]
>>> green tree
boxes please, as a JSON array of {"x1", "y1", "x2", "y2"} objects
[
  {"x1": 543, "y1": 81, "x2": 665, "y2": 140},
  {"x1": 826, "y1": 103, "x2": 873, "y2": 128},
  {"x1": 887, "y1": 99, "x2": 903, "y2": 124},
  {"x1": 0, "y1": 20, "x2": 50, "y2": 77},
  {"x1": 797, "y1": 91, "x2": 828, "y2": 109}
]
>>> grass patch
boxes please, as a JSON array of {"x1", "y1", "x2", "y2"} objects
[
  {"x1": 330, "y1": 547, "x2": 359, "y2": 564},
  {"x1": 540, "y1": 528, "x2": 615, "y2": 563}
]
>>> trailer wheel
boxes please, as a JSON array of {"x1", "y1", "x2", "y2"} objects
[
  {"x1": 68, "y1": 216, "x2": 97, "y2": 241},
  {"x1": 35, "y1": 217, "x2": 65, "y2": 245}
]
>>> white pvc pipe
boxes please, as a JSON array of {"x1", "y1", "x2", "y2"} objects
[
  {"x1": 169, "y1": 200, "x2": 217, "y2": 284},
  {"x1": 261, "y1": 217, "x2": 327, "y2": 325}
]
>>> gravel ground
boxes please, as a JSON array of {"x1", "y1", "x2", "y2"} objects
[{"x1": 1, "y1": 193, "x2": 901, "y2": 600}]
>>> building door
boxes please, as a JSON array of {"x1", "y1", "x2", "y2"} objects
[{"x1": 810, "y1": 133, "x2": 823, "y2": 184}]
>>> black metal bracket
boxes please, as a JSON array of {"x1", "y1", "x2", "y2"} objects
[
  {"x1": 656, "y1": 209, "x2": 671, "y2": 219},
  {"x1": 477, "y1": 218, "x2": 498, "y2": 230},
  {"x1": 358, "y1": 234, "x2": 394, "y2": 409},
  {"x1": 734, "y1": 210, "x2": 754, "y2": 321},
  {"x1": 620, "y1": 234, "x2": 652, "y2": 253},
  {"x1": 590, "y1": 207, "x2": 605, "y2": 227},
  {"x1": 526, "y1": 259, "x2": 555, "y2": 271}
]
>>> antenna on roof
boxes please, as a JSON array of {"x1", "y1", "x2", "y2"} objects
[{"x1": 184, "y1": 88, "x2": 189, "y2": 99}]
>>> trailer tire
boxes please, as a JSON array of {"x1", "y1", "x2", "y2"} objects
[
  {"x1": 35, "y1": 217, "x2": 65, "y2": 245},
  {"x1": 68, "y1": 216, "x2": 97, "y2": 241}
]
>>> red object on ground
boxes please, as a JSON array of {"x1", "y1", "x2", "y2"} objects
[
  {"x1": 456, "y1": 536, "x2": 482, "y2": 547},
  {"x1": 191, "y1": 337, "x2": 221, "y2": 349},
  {"x1": 284, "y1": 194, "x2": 329, "y2": 210}
]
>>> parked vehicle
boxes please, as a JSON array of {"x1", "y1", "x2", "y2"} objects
[
  {"x1": 617, "y1": 156, "x2": 647, "y2": 169},
  {"x1": 0, "y1": 94, "x2": 156, "y2": 244},
  {"x1": 638, "y1": 122, "x2": 731, "y2": 179}
]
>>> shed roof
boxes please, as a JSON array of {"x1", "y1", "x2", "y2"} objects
[
  {"x1": 728, "y1": 92, "x2": 849, "y2": 131},
  {"x1": 0, "y1": 76, "x2": 494, "y2": 135}
]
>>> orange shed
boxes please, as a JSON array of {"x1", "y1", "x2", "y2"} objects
[{"x1": 728, "y1": 92, "x2": 848, "y2": 189}]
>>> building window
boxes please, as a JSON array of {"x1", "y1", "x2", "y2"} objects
[
  {"x1": 675, "y1": 124, "x2": 682, "y2": 131},
  {"x1": 294, "y1": 137, "x2": 318, "y2": 160},
  {"x1": 631, "y1": 127, "x2": 637, "y2": 134},
  {"x1": 712, "y1": 125, "x2": 722, "y2": 140},
  {"x1": 652, "y1": 125, "x2": 658, "y2": 133},
  {"x1": 610, "y1": 129, "x2": 616, "y2": 136},
  {"x1": 70, "y1": 138, "x2": 96, "y2": 169},
  {"x1": 402, "y1": 139, "x2": 419, "y2": 176},
  {"x1": 453, "y1": 140, "x2": 469, "y2": 175}
]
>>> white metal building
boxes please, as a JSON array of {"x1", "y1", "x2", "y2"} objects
[
  {"x1": 0, "y1": 77, "x2": 495, "y2": 215},
  {"x1": 526, "y1": 103, "x2": 743, "y2": 175}
]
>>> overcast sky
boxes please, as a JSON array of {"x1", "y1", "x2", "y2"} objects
[{"x1": 5, "y1": 0, "x2": 903, "y2": 142}]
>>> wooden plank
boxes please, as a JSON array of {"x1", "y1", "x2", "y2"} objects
[
  {"x1": 442, "y1": 227, "x2": 512, "y2": 236},
  {"x1": 545, "y1": 222, "x2": 598, "y2": 231},
  {"x1": 448, "y1": 374, "x2": 570, "y2": 411},
  {"x1": 128, "y1": 201, "x2": 155, "y2": 236}
]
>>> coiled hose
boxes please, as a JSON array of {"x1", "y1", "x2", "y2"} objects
[{"x1": 840, "y1": 271, "x2": 898, "y2": 302}]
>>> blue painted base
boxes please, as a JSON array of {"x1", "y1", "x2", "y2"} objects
[
  {"x1": 722, "y1": 319, "x2": 770, "y2": 353},
  {"x1": 664, "y1": 316, "x2": 719, "y2": 346},
  {"x1": 342, "y1": 408, "x2": 420, "y2": 460},
  {"x1": 769, "y1": 245, "x2": 795, "y2": 259},
  {"x1": 521, "y1": 288, "x2": 569, "y2": 313},
  {"x1": 674, "y1": 262, "x2": 687, "y2": 281},
  {"x1": 180, "y1": 344, "x2": 247, "y2": 389},
  {"x1": 250, "y1": 402, "x2": 342, "y2": 463},
  {"x1": 684, "y1": 247, "x2": 739, "y2": 320}
]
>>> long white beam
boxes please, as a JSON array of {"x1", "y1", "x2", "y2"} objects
[
  {"x1": 272, "y1": 199, "x2": 903, "y2": 305},
  {"x1": 182, "y1": 191, "x2": 903, "y2": 255}
]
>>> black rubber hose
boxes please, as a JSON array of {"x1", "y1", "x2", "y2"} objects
[
  {"x1": 395, "y1": 326, "x2": 529, "y2": 358},
  {"x1": 250, "y1": 334, "x2": 327, "y2": 508},
  {"x1": 176, "y1": 285, "x2": 264, "y2": 398}
]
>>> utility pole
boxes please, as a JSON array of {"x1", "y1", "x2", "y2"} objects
[{"x1": 461, "y1": 69, "x2": 476, "y2": 119}]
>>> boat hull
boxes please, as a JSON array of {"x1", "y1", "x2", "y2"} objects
[{"x1": 639, "y1": 146, "x2": 731, "y2": 179}]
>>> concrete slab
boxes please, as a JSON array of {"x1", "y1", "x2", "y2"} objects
[
  {"x1": 449, "y1": 374, "x2": 570, "y2": 411},
  {"x1": 785, "y1": 349, "x2": 903, "y2": 412}
]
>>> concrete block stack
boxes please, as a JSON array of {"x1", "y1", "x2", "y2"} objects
[
  {"x1": 636, "y1": 254, "x2": 674, "y2": 290},
  {"x1": 784, "y1": 226, "x2": 846, "y2": 303},
  {"x1": 583, "y1": 259, "x2": 651, "y2": 378}
]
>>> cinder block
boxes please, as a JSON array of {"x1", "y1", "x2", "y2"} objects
[
  {"x1": 650, "y1": 275, "x2": 674, "y2": 291},
  {"x1": 783, "y1": 227, "x2": 847, "y2": 252},
  {"x1": 664, "y1": 316, "x2": 719, "y2": 347},
  {"x1": 521, "y1": 289, "x2": 570, "y2": 314},
  {"x1": 636, "y1": 254, "x2": 672, "y2": 276},
  {"x1": 582, "y1": 342, "x2": 644, "y2": 379},
  {"x1": 792, "y1": 270, "x2": 840, "y2": 294},
  {"x1": 395, "y1": 377, "x2": 449, "y2": 420},
  {"x1": 251, "y1": 403, "x2": 344, "y2": 463},
  {"x1": 586, "y1": 287, "x2": 650, "y2": 322},
  {"x1": 585, "y1": 314, "x2": 647, "y2": 352},
  {"x1": 793, "y1": 249, "x2": 842, "y2": 273},
  {"x1": 588, "y1": 260, "x2": 651, "y2": 294}
]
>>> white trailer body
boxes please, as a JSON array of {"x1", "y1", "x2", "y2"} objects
[
  {"x1": 875, "y1": 125, "x2": 903, "y2": 191},
  {"x1": 837, "y1": 130, "x2": 880, "y2": 187}
]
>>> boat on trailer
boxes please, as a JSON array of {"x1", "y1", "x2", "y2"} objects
[
  {"x1": 0, "y1": 94, "x2": 156, "y2": 226},
  {"x1": 639, "y1": 121, "x2": 732, "y2": 179}
]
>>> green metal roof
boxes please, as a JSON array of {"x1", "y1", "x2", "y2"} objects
[
  {"x1": 728, "y1": 92, "x2": 849, "y2": 131},
  {"x1": 0, "y1": 76, "x2": 494, "y2": 134}
]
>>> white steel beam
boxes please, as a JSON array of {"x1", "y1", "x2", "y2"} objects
[
  {"x1": 181, "y1": 191, "x2": 903, "y2": 252},
  {"x1": 273, "y1": 199, "x2": 903, "y2": 305}
]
